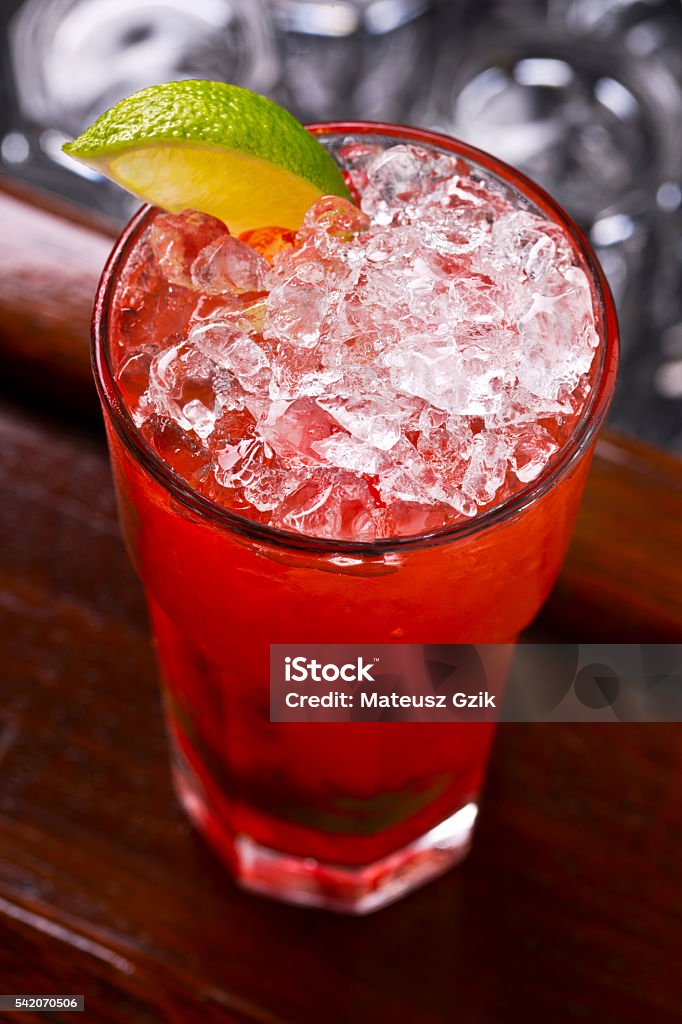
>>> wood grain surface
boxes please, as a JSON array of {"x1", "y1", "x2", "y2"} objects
[
  {"x1": 539, "y1": 436, "x2": 682, "y2": 640},
  {"x1": 0, "y1": 181, "x2": 114, "y2": 418},
  {"x1": 0, "y1": 401, "x2": 681, "y2": 1023}
]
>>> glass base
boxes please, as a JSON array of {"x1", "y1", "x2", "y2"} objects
[{"x1": 172, "y1": 747, "x2": 478, "y2": 914}]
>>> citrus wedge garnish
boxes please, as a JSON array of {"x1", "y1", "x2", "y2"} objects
[{"x1": 63, "y1": 80, "x2": 351, "y2": 234}]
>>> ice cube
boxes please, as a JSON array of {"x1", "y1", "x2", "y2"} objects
[
  {"x1": 317, "y1": 394, "x2": 405, "y2": 450},
  {"x1": 149, "y1": 211, "x2": 228, "y2": 288},
  {"x1": 146, "y1": 339, "x2": 224, "y2": 438},
  {"x1": 384, "y1": 499, "x2": 457, "y2": 537},
  {"x1": 227, "y1": 337, "x2": 270, "y2": 392},
  {"x1": 189, "y1": 292, "x2": 245, "y2": 325},
  {"x1": 491, "y1": 211, "x2": 574, "y2": 285},
  {"x1": 384, "y1": 336, "x2": 508, "y2": 416},
  {"x1": 210, "y1": 406, "x2": 256, "y2": 448},
  {"x1": 114, "y1": 234, "x2": 196, "y2": 358},
  {"x1": 420, "y1": 198, "x2": 493, "y2": 257},
  {"x1": 273, "y1": 470, "x2": 380, "y2": 541},
  {"x1": 311, "y1": 432, "x2": 389, "y2": 476},
  {"x1": 363, "y1": 146, "x2": 428, "y2": 223},
  {"x1": 244, "y1": 464, "x2": 300, "y2": 512},
  {"x1": 507, "y1": 424, "x2": 559, "y2": 483},
  {"x1": 300, "y1": 195, "x2": 371, "y2": 245},
  {"x1": 260, "y1": 397, "x2": 340, "y2": 459},
  {"x1": 333, "y1": 140, "x2": 384, "y2": 198},
  {"x1": 191, "y1": 235, "x2": 269, "y2": 294},
  {"x1": 116, "y1": 343, "x2": 161, "y2": 417},
  {"x1": 264, "y1": 264, "x2": 330, "y2": 349},
  {"x1": 362, "y1": 144, "x2": 459, "y2": 224},
  {"x1": 461, "y1": 431, "x2": 510, "y2": 504},
  {"x1": 445, "y1": 172, "x2": 512, "y2": 219},
  {"x1": 194, "y1": 330, "x2": 271, "y2": 395},
  {"x1": 180, "y1": 398, "x2": 216, "y2": 439},
  {"x1": 141, "y1": 414, "x2": 212, "y2": 484},
  {"x1": 190, "y1": 318, "x2": 249, "y2": 361},
  {"x1": 516, "y1": 267, "x2": 598, "y2": 401},
  {"x1": 410, "y1": 423, "x2": 478, "y2": 516},
  {"x1": 333, "y1": 266, "x2": 406, "y2": 361},
  {"x1": 446, "y1": 271, "x2": 505, "y2": 324},
  {"x1": 215, "y1": 435, "x2": 272, "y2": 488}
]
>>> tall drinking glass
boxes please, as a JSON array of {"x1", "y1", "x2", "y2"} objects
[{"x1": 92, "y1": 123, "x2": 618, "y2": 913}]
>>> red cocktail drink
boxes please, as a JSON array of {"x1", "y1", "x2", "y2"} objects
[{"x1": 93, "y1": 124, "x2": 618, "y2": 912}]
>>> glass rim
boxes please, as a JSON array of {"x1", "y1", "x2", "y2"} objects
[{"x1": 92, "y1": 119, "x2": 619, "y2": 556}]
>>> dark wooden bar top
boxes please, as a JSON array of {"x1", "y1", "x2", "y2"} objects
[{"x1": 1, "y1": 186, "x2": 681, "y2": 1023}]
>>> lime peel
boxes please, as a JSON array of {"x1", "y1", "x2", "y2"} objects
[{"x1": 63, "y1": 80, "x2": 351, "y2": 233}]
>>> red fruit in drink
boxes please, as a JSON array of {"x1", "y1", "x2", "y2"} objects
[{"x1": 239, "y1": 225, "x2": 296, "y2": 264}]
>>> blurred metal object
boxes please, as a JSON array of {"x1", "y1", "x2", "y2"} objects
[
  {"x1": 424, "y1": 15, "x2": 682, "y2": 451},
  {"x1": 428, "y1": 34, "x2": 682, "y2": 230},
  {"x1": 10, "y1": 0, "x2": 278, "y2": 135},
  {"x1": 547, "y1": 0, "x2": 673, "y2": 38},
  {"x1": 272, "y1": 0, "x2": 433, "y2": 35},
  {"x1": 268, "y1": 0, "x2": 437, "y2": 122}
]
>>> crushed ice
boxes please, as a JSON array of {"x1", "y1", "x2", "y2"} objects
[{"x1": 114, "y1": 141, "x2": 599, "y2": 540}]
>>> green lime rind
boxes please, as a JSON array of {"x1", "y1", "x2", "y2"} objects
[{"x1": 63, "y1": 79, "x2": 350, "y2": 200}]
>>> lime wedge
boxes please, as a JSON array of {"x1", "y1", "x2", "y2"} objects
[{"x1": 63, "y1": 80, "x2": 351, "y2": 234}]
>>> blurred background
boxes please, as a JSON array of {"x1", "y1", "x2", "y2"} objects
[{"x1": 1, "y1": 0, "x2": 681, "y2": 451}]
